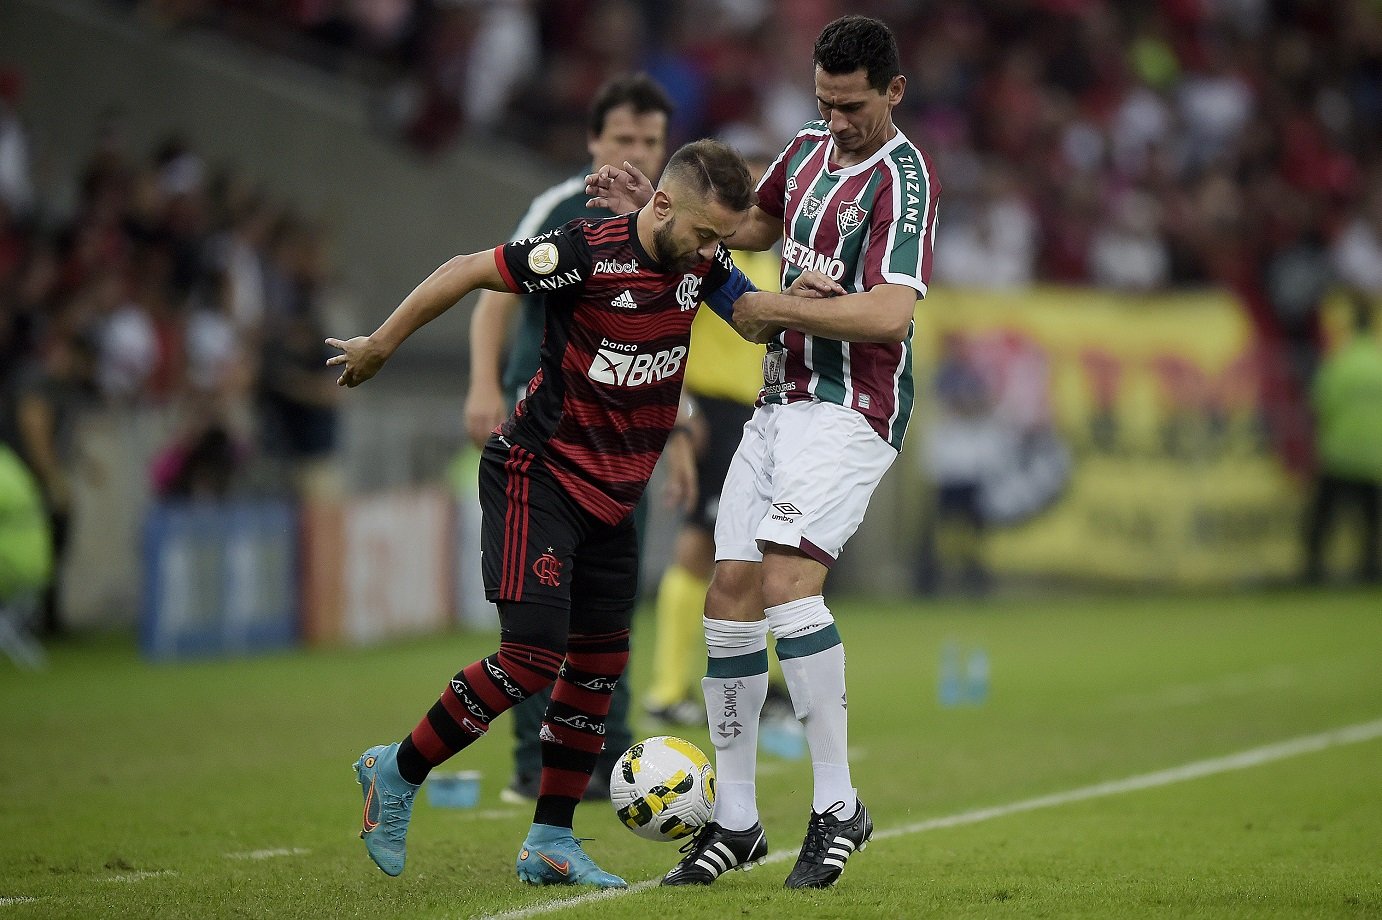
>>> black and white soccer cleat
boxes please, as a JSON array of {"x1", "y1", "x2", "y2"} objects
[
  {"x1": 784, "y1": 797, "x2": 873, "y2": 888},
  {"x1": 661, "y1": 821, "x2": 768, "y2": 886}
]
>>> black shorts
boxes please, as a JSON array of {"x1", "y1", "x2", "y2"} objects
[
  {"x1": 478, "y1": 437, "x2": 639, "y2": 614},
  {"x1": 687, "y1": 395, "x2": 755, "y2": 532}
]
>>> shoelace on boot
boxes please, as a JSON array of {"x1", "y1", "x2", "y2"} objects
[
  {"x1": 377, "y1": 788, "x2": 416, "y2": 843},
  {"x1": 678, "y1": 824, "x2": 715, "y2": 857},
  {"x1": 797, "y1": 800, "x2": 847, "y2": 862}
]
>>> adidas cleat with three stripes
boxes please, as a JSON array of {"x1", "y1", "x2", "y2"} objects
[
  {"x1": 661, "y1": 821, "x2": 768, "y2": 886},
  {"x1": 783, "y1": 797, "x2": 873, "y2": 889}
]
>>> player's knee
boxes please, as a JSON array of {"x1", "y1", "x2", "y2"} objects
[
  {"x1": 497, "y1": 601, "x2": 569, "y2": 658},
  {"x1": 759, "y1": 551, "x2": 827, "y2": 609},
  {"x1": 706, "y1": 562, "x2": 761, "y2": 619}
]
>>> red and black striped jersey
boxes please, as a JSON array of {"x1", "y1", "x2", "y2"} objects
[{"x1": 493, "y1": 213, "x2": 738, "y2": 524}]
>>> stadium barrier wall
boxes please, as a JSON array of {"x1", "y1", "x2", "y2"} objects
[
  {"x1": 300, "y1": 488, "x2": 455, "y2": 646},
  {"x1": 140, "y1": 502, "x2": 298, "y2": 660},
  {"x1": 140, "y1": 488, "x2": 456, "y2": 660}
]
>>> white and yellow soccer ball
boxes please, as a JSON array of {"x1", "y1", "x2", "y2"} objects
[{"x1": 609, "y1": 736, "x2": 716, "y2": 842}]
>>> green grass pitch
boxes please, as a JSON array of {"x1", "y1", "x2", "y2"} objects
[{"x1": 3, "y1": 589, "x2": 1380, "y2": 918}]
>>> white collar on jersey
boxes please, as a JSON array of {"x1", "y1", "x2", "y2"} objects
[{"x1": 825, "y1": 126, "x2": 909, "y2": 177}]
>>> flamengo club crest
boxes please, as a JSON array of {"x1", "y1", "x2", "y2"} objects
[
  {"x1": 532, "y1": 548, "x2": 562, "y2": 586},
  {"x1": 837, "y1": 197, "x2": 867, "y2": 236},
  {"x1": 676, "y1": 273, "x2": 702, "y2": 310}
]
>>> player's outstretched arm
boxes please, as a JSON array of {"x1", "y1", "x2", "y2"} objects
[{"x1": 327, "y1": 249, "x2": 508, "y2": 388}]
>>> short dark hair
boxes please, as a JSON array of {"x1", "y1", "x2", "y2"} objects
[
  {"x1": 663, "y1": 139, "x2": 754, "y2": 212},
  {"x1": 813, "y1": 15, "x2": 901, "y2": 93},
  {"x1": 589, "y1": 73, "x2": 675, "y2": 137}
]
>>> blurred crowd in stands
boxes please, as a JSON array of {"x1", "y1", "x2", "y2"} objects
[
  {"x1": 0, "y1": 75, "x2": 342, "y2": 512},
  {"x1": 115, "y1": 0, "x2": 1381, "y2": 475},
  {"x1": 126, "y1": 0, "x2": 1382, "y2": 299},
  {"x1": 5, "y1": 0, "x2": 1382, "y2": 484}
]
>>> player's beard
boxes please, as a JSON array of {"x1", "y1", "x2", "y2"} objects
[{"x1": 653, "y1": 219, "x2": 700, "y2": 274}]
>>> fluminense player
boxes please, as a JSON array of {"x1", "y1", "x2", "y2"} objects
[
  {"x1": 587, "y1": 15, "x2": 941, "y2": 889},
  {"x1": 328, "y1": 139, "x2": 843, "y2": 887}
]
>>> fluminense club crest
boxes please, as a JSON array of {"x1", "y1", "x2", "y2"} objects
[{"x1": 837, "y1": 196, "x2": 867, "y2": 236}]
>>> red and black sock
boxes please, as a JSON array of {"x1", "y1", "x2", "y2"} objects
[
  {"x1": 533, "y1": 628, "x2": 630, "y2": 828},
  {"x1": 396, "y1": 639, "x2": 564, "y2": 785}
]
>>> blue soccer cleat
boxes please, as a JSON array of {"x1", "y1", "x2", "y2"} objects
[
  {"x1": 515, "y1": 825, "x2": 628, "y2": 888},
  {"x1": 354, "y1": 743, "x2": 419, "y2": 877}
]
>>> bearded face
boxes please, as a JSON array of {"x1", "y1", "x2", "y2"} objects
[{"x1": 653, "y1": 216, "x2": 706, "y2": 274}]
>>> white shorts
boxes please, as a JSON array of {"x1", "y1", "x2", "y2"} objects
[{"x1": 714, "y1": 401, "x2": 897, "y2": 567}]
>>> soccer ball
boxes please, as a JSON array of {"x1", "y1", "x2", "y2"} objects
[{"x1": 609, "y1": 736, "x2": 716, "y2": 842}]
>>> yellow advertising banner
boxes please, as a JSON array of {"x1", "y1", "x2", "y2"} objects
[{"x1": 915, "y1": 287, "x2": 1305, "y2": 585}]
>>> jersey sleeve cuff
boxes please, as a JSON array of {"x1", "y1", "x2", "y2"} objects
[{"x1": 493, "y1": 247, "x2": 518, "y2": 293}]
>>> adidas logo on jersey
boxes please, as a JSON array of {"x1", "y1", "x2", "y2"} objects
[{"x1": 610, "y1": 290, "x2": 638, "y2": 310}]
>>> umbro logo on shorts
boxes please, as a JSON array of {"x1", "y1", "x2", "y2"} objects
[{"x1": 771, "y1": 501, "x2": 801, "y2": 523}]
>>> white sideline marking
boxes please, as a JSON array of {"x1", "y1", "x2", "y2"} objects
[
  {"x1": 0, "y1": 897, "x2": 39, "y2": 906},
  {"x1": 473, "y1": 718, "x2": 1382, "y2": 920},
  {"x1": 225, "y1": 848, "x2": 311, "y2": 861},
  {"x1": 100, "y1": 870, "x2": 177, "y2": 883},
  {"x1": 1108, "y1": 665, "x2": 1301, "y2": 713}
]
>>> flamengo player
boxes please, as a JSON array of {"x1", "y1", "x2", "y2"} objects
[
  {"x1": 588, "y1": 16, "x2": 941, "y2": 889},
  {"x1": 326, "y1": 139, "x2": 842, "y2": 888}
]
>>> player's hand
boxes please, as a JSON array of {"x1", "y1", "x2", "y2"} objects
[
  {"x1": 660, "y1": 427, "x2": 699, "y2": 513},
  {"x1": 585, "y1": 161, "x2": 653, "y2": 213},
  {"x1": 464, "y1": 380, "x2": 509, "y2": 449},
  {"x1": 325, "y1": 335, "x2": 389, "y2": 387},
  {"x1": 786, "y1": 270, "x2": 846, "y2": 299},
  {"x1": 729, "y1": 293, "x2": 784, "y2": 344}
]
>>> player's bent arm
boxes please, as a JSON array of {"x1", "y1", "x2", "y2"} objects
[
  {"x1": 327, "y1": 249, "x2": 509, "y2": 387},
  {"x1": 703, "y1": 267, "x2": 845, "y2": 343},
  {"x1": 728, "y1": 207, "x2": 785, "y2": 253},
  {"x1": 468, "y1": 289, "x2": 520, "y2": 391},
  {"x1": 736, "y1": 282, "x2": 917, "y2": 344},
  {"x1": 585, "y1": 163, "x2": 783, "y2": 252},
  {"x1": 465, "y1": 289, "x2": 521, "y2": 444}
]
